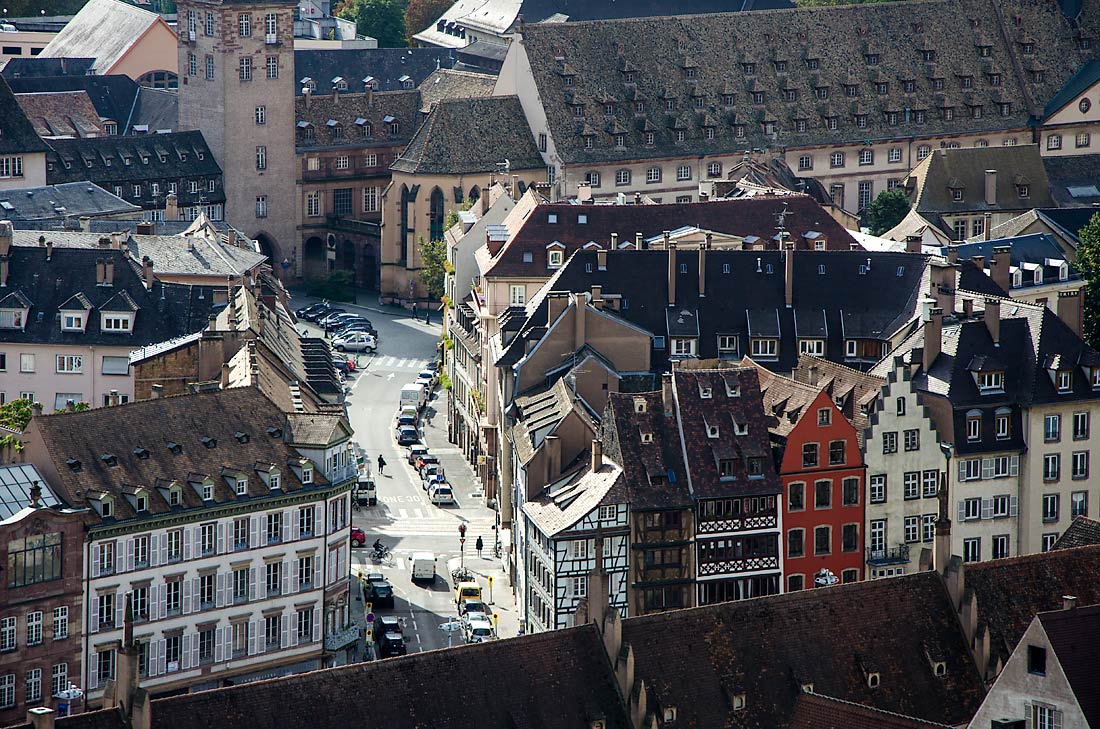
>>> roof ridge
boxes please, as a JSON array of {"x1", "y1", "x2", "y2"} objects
[
  {"x1": 802, "y1": 691, "x2": 954, "y2": 727},
  {"x1": 969, "y1": 542, "x2": 1100, "y2": 571}
]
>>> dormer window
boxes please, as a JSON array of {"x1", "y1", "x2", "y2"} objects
[
  {"x1": 967, "y1": 410, "x2": 981, "y2": 441},
  {"x1": 640, "y1": 432, "x2": 653, "y2": 444},
  {"x1": 921, "y1": 50, "x2": 935, "y2": 62},
  {"x1": 1017, "y1": 184, "x2": 1030, "y2": 199},
  {"x1": 168, "y1": 487, "x2": 181, "y2": 506},
  {"x1": 547, "y1": 244, "x2": 564, "y2": 268},
  {"x1": 1092, "y1": 368, "x2": 1100, "y2": 390},
  {"x1": 202, "y1": 483, "x2": 214, "y2": 501},
  {"x1": 101, "y1": 497, "x2": 114, "y2": 518},
  {"x1": 723, "y1": 94, "x2": 735, "y2": 107},
  {"x1": 951, "y1": 188, "x2": 964, "y2": 202},
  {"x1": 700, "y1": 386, "x2": 712, "y2": 399},
  {"x1": 269, "y1": 473, "x2": 280, "y2": 490},
  {"x1": 978, "y1": 371, "x2": 1005, "y2": 393},
  {"x1": 707, "y1": 424, "x2": 719, "y2": 438},
  {"x1": 236, "y1": 478, "x2": 247, "y2": 496},
  {"x1": 62, "y1": 314, "x2": 84, "y2": 332},
  {"x1": 1057, "y1": 371, "x2": 1072, "y2": 393},
  {"x1": 102, "y1": 314, "x2": 132, "y2": 332},
  {"x1": 774, "y1": 60, "x2": 786, "y2": 72},
  {"x1": 671, "y1": 338, "x2": 696, "y2": 357},
  {"x1": 633, "y1": 398, "x2": 646, "y2": 413},
  {"x1": 1012, "y1": 268, "x2": 1023, "y2": 288},
  {"x1": 136, "y1": 493, "x2": 148, "y2": 512},
  {"x1": 750, "y1": 338, "x2": 778, "y2": 360},
  {"x1": 302, "y1": 467, "x2": 313, "y2": 484},
  {"x1": 865, "y1": 53, "x2": 878, "y2": 65}
]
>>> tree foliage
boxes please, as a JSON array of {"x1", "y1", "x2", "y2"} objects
[
  {"x1": 337, "y1": 0, "x2": 407, "y2": 47},
  {"x1": 0, "y1": 399, "x2": 32, "y2": 432},
  {"x1": 1074, "y1": 213, "x2": 1100, "y2": 348},
  {"x1": 862, "y1": 189, "x2": 911, "y2": 236},
  {"x1": 418, "y1": 237, "x2": 447, "y2": 300},
  {"x1": 403, "y1": 0, "x2": 450, "y2": 44}
]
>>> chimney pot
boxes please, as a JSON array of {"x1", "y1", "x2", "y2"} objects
[
  {"x1": 79, "y1": 216, "x2": 91, "y2": 232},
  {"x1": 142, "y1": 256, "x2": 154, "y2": 291},
  {"x1": 698, "y1": 240, "x2": 707, "y2": 297},
  {"x1": 45, "y1": 239, "x2": 54, "y2": 260},
  {"x1": 590, "y1": 439, "x2": 603, "y2": 471},
  {"x1": 1063, "y1": 595, "x2": 1078, "y2": 610},
  {"x1": 905, "y1": 235, "x2": 922, "y2": 254},
  {"x1": 610, "y1": 232, "x2": 617, "y2": 249},
  {"x1": 635, "y1": 232, "x2": 643, "y2": 248},
  {"x1": 27, "y1": 707, "x2": 56, "y2": 729},
  {"x1": 990, "y1": 246, "x2": 1011, "y2": 293}
]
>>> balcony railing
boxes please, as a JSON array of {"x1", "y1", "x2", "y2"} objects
[
  {"x1": 324, "y1": 623, "x2": 359, "y2": 652},
  {"x1": 697, "y1": 514, "x2": 778, "y2": 534},
  {"x1": 865, "y1": 544, "x2": 910, "y2": 566},
  {"x1": 698, "y1": 555, "x2": 779, "y2": 576}
]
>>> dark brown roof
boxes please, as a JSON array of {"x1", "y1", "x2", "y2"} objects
[
  {"x1": 964, "y1": 544, "x2": 1100, "y2": 672},
  {"x1": 602, "y1": 390, "x2": 692, "y2": 510},
  {"x1": 620, "y1": 570, "x2": 986, "y2": 728},
  {"x1": 1038, "y1": 604, "x2": 1100, "y2": 728},
  {"x1": 788, "y1": 692, "x2": 954, "y2": 729},
  {"x1": 15, "y1": 90, "x2": 103, "y2": 138},
  {"x1": 1053, "y1": 516, "x2": 1100, "y2": 550},
  {"x1": 30, "y1": 387, "x2": 329, "y2": 520},
  {"x1": 519, "y1": 0, "x2": 1100, "y2": 164},
  {"x1": 485, "y1": 194, "x2": 857, "y2": 278},
  {"x1": 295, "y1": 89, "x2": 421, "y2": 151},
  {"x1": 0, "y1": 75, "x2": 50, "y2": 155},
  {"x1": 906, "y1": 145, "x2": 1055, "y2": 214}
]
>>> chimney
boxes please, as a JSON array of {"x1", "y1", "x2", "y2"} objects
[
  {"x1": 573, "y1": 293, "x2": 586, "y2": 351},
  {"x1": 111, "y1": 231, "x2": 122, "y2": 248},
  {"x1": 609, "y1": 232, "x2": 617, "y2": 249},
  {"x1": 635, "y1": 232, "x2": 642, "y2": 249},
  {"x1": 983, "y1": 212, "x2": 992, "y2": 241},
  {"x1": 984, "y1": 169, "x2": 997, "y2": 206},
  {"x1": 511, "y1": 175, "x2": 519, "y2": 200},
  {"x1": 923, "y1": 307, "x2": 943, "y2": 371},
  {"x1": 947, "y1": 247, "x2": 959, "y2": 264},
  {"x1": 480, "y1": 188, "x2": 489, "y2": 215},
  {"x1": 221, "y1": 363, "x2": 231, "y2": 389},
  {"x1": 591, "y1": 284, "x2": 603, "y2": 309},
  {"x1": 1063, "y1": 595, "x2": 1078, "y2": 610},
  {"x1": 96, "y1": 258, "x2": 105, "y2": 285},
  {"x1": 990, "y1": 246, "x2": 1011, "y2": 293},
  {"x1": 985, "y1": 299, "x2": 1001, "y2": 345},
  {"x1": 0, "y1": 256, "x2": 7, "y2": 287},
  {"x1": 45, "y1": 239, "x2": 53, "y2": 260},
  {"x1": 597, "y1": 249, "x2": 607, "y2": 270},
  {"x1": 0, "y1": 220, "x2": 11, "y2": 257},
  {"x1": 1058, "y1": 290, "x2": 1082, "y2": 337},
  {"x1": 547, "y1": 292, "x2": 568, "y2": 326},
  {"x1": 79, "y1": 216, "x2": 92, "y2": 232},
  {"x1": 934, "y1": 475, "x2": 952, "y2": 574},
  {"x1": 577, "y1": 183, "x2": 593, "y2": 203},
  {"x1": 905, "y1": 235, "x2": 922, "y2": 254},
  {"x1": 166, "y1": 192, "x2": 178, "y2": 221},
  {"x1": 698, "y1": 239, "x2": 707, "y2": 297},
  {"x1": 972, "y1": 254, "x2": 985, "y2": 271},
  {"x1": 661, "y1": 373, "x2": 674, "y2": 414},
  {"x1": 667, "y1": 241, "x2": 677, "y2": 306},
  {"x1": 104, "y1": 258, "x2": 115, "y2": 286},
  {"x1": 545, "y1": 434, "x2": 561, "y2": 486},
  {"x1": 26, "y1": 707, "x2": 55, "y2": 729},
  {"x1": 136, "y1": 222, "x2": 154, "y2": 236},
  {"x1": 304, "y1": 86, "x2": 311, "y2": 108},
  {"x1": 142, "y1": 256, "x2": 154, "y2": 291},
  {"x1": 784, "y1": 244, "x2": 795, "y2": 308},
  {"x1": 590, "y1": 438, "x2": 603, "y2": 471},
  {"x1": 150, "y1": 384, "x2": 164, "y2": 399}
]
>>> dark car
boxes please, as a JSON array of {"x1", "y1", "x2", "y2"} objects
[
  {"x1": 424, "y1": 361, "x2": 439, "y2": 372},
  {"x1": 318, "y1": 309, "x2": 348, "y2": 326},
  {"x1": 296, "y1": 302, "x2": 329, "y2": 319},
  {"x1": 377, "y1": 632, "x2": 407, "y2": 658},
  {"x1": 333, "y1": 324, "x2": 379, "y2": 339},
  {"x1": 376, "y1": 615, "x2": 403, "y2": 635},
  {"x1": 301, "y1": 304, "x2": 335, "y2": 322},
  {"x1": 396, "y1": 426, "x2": 420, "y2": 446},
  {"x1": 369, "y1": 578, "x2": 395, "y2": 608}
]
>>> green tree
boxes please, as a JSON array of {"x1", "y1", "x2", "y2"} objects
[
  {"x1": 403, "y1": 0, "x2": 450, "y2": 44},
  {"x1": 862, "y1": 188, "x2": 911, "y2": 236},
  {"x1": 0, "y1": 399, "x2": 32, "y2": 432},
  {"x1": 1074, "y1": 213, "x2": 1100, "y2": 347},
  {"x1": 418, "y1": 237, "x2": 447, "y2": 300},
  {"x1": 337, "y1": 0, "x2": 407, "y2": 47}
]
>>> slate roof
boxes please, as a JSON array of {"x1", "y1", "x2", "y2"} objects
[
  {"x1": 4, "y1": 75, "x2": 149, "y2": 134},
  {"x1": 0, "y1": 244, "x2": 216, "y2": 348},
  {"x1": 130, "y1": 87, "x2": 179, "y2": 134},
  {"x1": 1039, "y1": 207, "x2": 1100, "y2": 247},
  {"x1": 602, "y1": 390, "x2": 691, "y2": 510},
  {"x1": 483, "y1": 193, "x2": 858, "y2": 279},
  {"x1": 1042, "y1": 154, "x2": 1100, "y2": 207},
  {"x1": 499, "y1": 249, "x2": 928, "y2": 372},
  {"x1": 39, "y1": 0, "x2": 164, "y2": 74},
  {"x1": 1037, "y1": 604, "x2": 1100, "y2": 729},
  {"x1": 523, "y1": 460, "x2": 626, "y2": 536},
  {"x1": 1042, "y1": 59, "x2": 1100, "y2": 119},
  {"x1": 1052, "y1": 516, "x2": 1100, "y2": 550},
  {"x1": 518, "y1": 0, "x2": 1100, "y2": 164},
  {"x1": 1, "y1": 57, "x2": 97, "y2": 78},
  {"x1": 0, "y1": 182, "x2": 139, "y2": 221},
  {"x1": 905, "y1": 145, "x2": 1055, "y2": 215},
  {"x1": 943, "y1": 233, "x2": 1077, "y2": 291},
  {"x1": 31, "y1": 387, "x2": 330, "y2": 520},
  {"x1": 788, "y1": 692, "x2": 954, "y2": 729},
  {"x1": 964, "y1": 544, "x2": 1100, "y2": 672},
  {"x1": 295, "y1": 90, "x2": 421, "y2": 151},
  {"x1": 619, "y1": 570, "x2": 986, "y2": 727},
  {"x1": 391, "y1": 96, "x2": 544, "y2": 175},
  {"x1": 15, "y1": 90, "x2": 104, "y2": 138},
  {"x1": 293, "y1": 48, "x2": 456, "y2": 96},
  {"x1": 417, "y1": 68, "x2": 496, "y2": 113},
  {"x1": 511, "y1": 376, "x2": 595, "y2": 465},
  {"x1": 0, "y1": 76, "x2": 50, "y2": 155},
  {"x1": 520, "y1": 0, "x2": 793, "y2": 22}
]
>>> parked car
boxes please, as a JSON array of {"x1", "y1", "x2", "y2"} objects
[
  {"x1": 396, "y1": 413, "x2": 418, "y2": 429},
  {"x1": 429, "y1": 483, "x2": 455, "y2": 505},
  {"x1": 406, "y1": 444, "x2": 429, "y2": 464},
  {"x1": 417, "y1": 369, "x2": 436, "y2": 384},
  {"x1": 333, "y1": 323, "x2": 379, "y2": 339},
  {"x1": 461, "y1": 610, "x2": 489, "y2": 629},
  {"x1": 350, "y1": 526, "x2": 367, "y2": 547},
  {"x1": 414, "y1": 454, "x2": 440, "y2": 474},
  {"x1": 331, "y1": 315, "x2": 374, "y2": 330},
  {"x1": 454, "y1": 580, "x2": 482, "y2": 606},
  {"x1": 460, "y1": 599, "x2": 488, "y2": 617},
  {"x1": 323, "y1": 313, "x2": 363, "y2": 330},
  {"x1": 317, "y1": 309, "x2": 348, "y2": 326},
  {"x1": 333, "y1": 332, "x2": 377, "y2": 353},
  {"x1": 377, "y1": 632, "x2": 407, "y2": 658},
  {"x1": 396, "y1": 426, "x2": 420, "y2": 446},
  {"x1": 424, "y1": 361, "x2": 439, "y2": 372},
  {"x1": 368, "y1": 577, "x2": 395, "y2": 608},
  {"x1": 376, "y1": 615, "x2": 403, "y2": 635},
  {"x1": 415, "y1": 374, "x2": 433, "y2": 389},
  {"x1": 465, "y1": 618, "x2": 495, "y2": 644},
  {"x1": 332, "y1": 357, "x2": 354, "y2": 374},
  {"x1": 299, "y1": 303, "x2": 334, "y2": 322},
  {"x1": 420, "y1": 463, "x2": 444, "y2": 483},
  {"x1": 295, "y1": 302, "x2": 329, "y2": 319}
]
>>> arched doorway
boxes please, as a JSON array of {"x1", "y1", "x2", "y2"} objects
[
  {"x1": 303, "y1": 236, "x2": 326, "y2": 280},
  {"x1": 361, "y1": 242, "x2": 377, "y2": 290},
  {"x1": 429, "y1": 187, "x2": 444, "y2": 243}
]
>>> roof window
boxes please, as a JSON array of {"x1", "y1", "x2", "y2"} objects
[
  {"x1": 133, "y1": 447, "x2": 149, "y2": 460},
  {"x1": 201, "y1": 436, "x2": 217, "y2": 449}
]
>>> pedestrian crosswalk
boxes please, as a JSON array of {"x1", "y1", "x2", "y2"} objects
[
  {"x1": 368, "y1": 356, "x2": 431, "y2": 371},
  {"x1": 355, "y1": 509, "x2": 498, "y2": 538},
  {"x1": 352, "y1": 549, "x2": 466, "y2": 574}
]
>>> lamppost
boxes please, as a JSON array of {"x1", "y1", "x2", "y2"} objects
[{"x1": 459, "y1": 523, "x2": 466, "y2": 569}]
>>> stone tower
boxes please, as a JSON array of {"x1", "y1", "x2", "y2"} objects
[{"x1": 176, "y1": 0, "x2": 298, "y2": 273}]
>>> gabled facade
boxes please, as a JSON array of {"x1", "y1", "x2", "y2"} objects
[{"x1": 1038, "y1": 60, "x2": 1100, "y2": 159}]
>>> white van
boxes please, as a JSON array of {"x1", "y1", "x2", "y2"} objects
[
  {"x1": 429, "y1": 484, "x2": 455, "y2": 505},
  {"x1": 400, "y1": 383, "x2": 426, "y2": 411},
  {"x1": 411, "y1": 552, "x2": 436, "y2": 582}
]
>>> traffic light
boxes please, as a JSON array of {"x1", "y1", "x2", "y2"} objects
[{"x1": 459, "y1": 524, "x2": 467, "y2": 537}]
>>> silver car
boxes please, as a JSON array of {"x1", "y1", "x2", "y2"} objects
[{"x1": 332, "y1": 332, "x2": 377, "y2": 353}]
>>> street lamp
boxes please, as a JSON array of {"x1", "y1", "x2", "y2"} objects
[{"x1": 458, "y1": 523, "x2": 466, "y2": 569}]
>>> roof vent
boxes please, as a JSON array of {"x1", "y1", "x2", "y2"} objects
[
  {"x1": 133, "y1": 447, "x2": 149, "y2": 460},
  {"x1": 201, "y1": 436, "x2": 217, "y2": 449},
  {"x1": 265, "y1": 426, "x2": 282, "y2": 438},
  {"x1": 166, "y1": 441, "x2": 182, "y2": 455},
  {"x1": 101, "y1": 453, "x2": 118, "y2": 467},
  {"x1": 65, "y1": 458, "x2": 82, "y2": 472},
  {"x1": 234, "y1": 431, "x2": 249, "y2": 443},
  {"x1": 867, "y1": 672, "x2": 881, "y2": 688}
]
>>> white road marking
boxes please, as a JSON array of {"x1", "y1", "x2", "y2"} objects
[{"x1": 398, "y1": 508, "x2": 409, "y2": 519}]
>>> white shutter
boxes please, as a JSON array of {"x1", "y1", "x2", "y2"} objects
[
  {"x1": 147, "y1": 639, "x2": 159, "y2": 677},
  {"x1": 1010, "y1": 455, "x2": 1020, "y2": 476},
  {"x1": 216, "y1": 572, "x2": 226, "y2": 608},
  {"x1": 183, "y1": 529, "x2": 192, "y2": 561},
  {"x1": 314, "y1": 505, "x2": 322, "y2": 536},
  {"x1": 292, "y1": 559, "x2": 300, "y2": 594},
  {"x1": 149, "y1": 533, "x2": 160, "y2": 567},
  {"x1": 193, "y1": 527, "x2": 202, "y2": 557},
  {"x1": 981, "y1": 498, "x2": 993, "y2": 520},
  {"x1": 215, "y1": 626, "x2": 225, "y2": 663},
  {"x1": 180, "y1": 634, "x2": 192, "y2": 670},
  {"x1": 126, "y1": 538, "x2": 135, "y2": 572},
  {"x1": 116, "y1": 592, "x2": 125, "y2": 627},
  {"x1": 156, "y1": 639, "x2": 166, "y2": 676},
  {"x1": 957, "y1": 501, "x2": 966, "y2": 521},
  {"x1": 158, "y1": 583, "x2": 167, "y2": 619},
  {"x1": 250, "y1": 516, "x2": 260, "y2": 548},
  {"x1": 159, "y1": 534, "x2": 168, "y2": 565},
  {"x1": 957, "y1": 461, "x2": 965, "y2": 480},
  {"x1": 337, "y1": 544, "x2": 346, "y2": 580},
  {"x1": 282, "y1": 511, "x2": 292, "y2": 543},
  {"x1": 982, "y1": 458, "x2": 994, "y2": 480},
  {"x1": 116, "y1": 542, "x2": 126, "y2": 574},
  {"x1": 90, "y1": 594, "x2": 99, "y2": 634},
  {"x1": 1010, "y1": 496, "x2": 1019, "y2": 516},
  {"x1": 217, "y1": 522, "x2": 225, "y2": 554},
  {"x1": 222, "y1": 626, "x2": 233, "y2": 661},
  {"x1": 247, "y1": 621, "x2": 258, "y2": 656},
  {"x1": 281, "y1": 560, "x2": 289, "y2": 595},
  {"x1": 190, "y1": 631, "x2": 199, "y2": 668},
  {"x1": 312, "y1": 607, "x2": 321, "y2": 643},
  {"x1": 91, "y1": 546, "x2": 101, "y2": 578},
  {"x1": 248, "y1": 567, "x2": 257, "y2": 601},
  {"x1": 327, "y1": 550, "x2": 336, "y2": 586},
  {"x1": 291, "y1": 509, "x2": 300, "y2": 542},
  {"x1": 87, "y1": 652, "x2": 99, "y2": 690},
  {"x1": 182, "y1": 578, "x2": 192, "y2": 615},
  {"x1": 280, "y1": 614, "x2": 289, "y2": 649},
  {"x1": 289, "y1": 611, "x2": 299, "y2": 647}
]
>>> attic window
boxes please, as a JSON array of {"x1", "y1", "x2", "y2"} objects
[
  {"x1": 136, "y1": 493, "x2": 148, "y2": 512},
  {"x1": 236, "y1": 479, "x2": 248, "y2": 496},
  {"x1": 640, "y1": 432, "x2": 654, "y2": 444},
  {"x1": 699, "y1": 387, "x2": 712, "y2": 399},
  {"x1": 201, "y1": 436, "x2": 217, "y2": 449},
  {"x1": 66, "y1": 458, "x2": 82, "y2": 472},
  {"x1": 269, "y1": 473, "x2": 281, "y2": 490},
  {"x1": 867, "y1": 673, "x2": 881, "y2": 689},
  {"x1": 133, "y1": 447, "x2": 149, "y2": 460},
  {"x1": 265, "y1": 426, "x2": 282, "y2": 438},
  {"x1": 523, "y1": 252, "x2": 534, "y2": 263},
  {"x1": 731, "y1": 695, "x2": 746, "y2": 711},
  {"x1": 101, "y1": 498, "x2": 114, "y2": 518},
  {"x1": 801, "y1": 684, "x2": 814, "y2": 694},
  {"x1": 234, "y1": 431, "x2": 249, "y2": 443},
  {"x1": 662, "y1": 708, "x2": 677, "y2": 723},
  {"x1": 735, "y1": 422, "x2": 749, "y2": 436},
  {"x1": 933, "y1": 661, "x2": 947, "y2": 677},
  {"x1": 202, "y1": 483, "x2": 214, "y2": 501},
  {"x1": 101, "y1": 453, "x2": 118, "y2": 467},
  {"x1": 168, "y1": 487, "x2": 181, "y2": 506},
  {"x1": 633, "y1": 398, "x2": 647, "y2": 413},
  {"x1": 707, "y1": 425, "x2": 719, "y2": 438},
  {"x1": 166, "y1": 441, "x2": 182, "y2": 455}
]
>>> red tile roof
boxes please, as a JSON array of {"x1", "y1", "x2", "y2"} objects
[{"x1": 788, "y1": 692, "x2": 954, "y2": 729}]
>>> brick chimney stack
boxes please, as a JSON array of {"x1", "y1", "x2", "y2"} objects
[
  {"x1": 142, "y1": 256, "x2": 154, "y2": 291},
  {"x1": 923, "y1": 307, "x2": 943, "y2": 371},
  {"x1": 984, "y1": 299, "x2": 1001, "y2": 345}
]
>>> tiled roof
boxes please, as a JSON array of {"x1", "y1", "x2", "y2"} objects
[
  {"x1": 1053, "y1": 516, "x2": 1100, "y2": 550},
  {"x1": 620, "y1": 570, "x2": 987, "y2": 727},
  {"x1": 942, "y1": 233, "x2": 1077, "y2": 290},
  {"x1": 4, "y1": 74, "x2": 141, "y2": 132},
  {"x1": 964, "y1": 544, "x2": 1100, "y2": 672},
  {"x1": 1037, "y1": 604, "x2": 1100, "y2": 728},
  {"x1": 391, "y1": 96, "x2": 544, "y2": 175},
  {"x1": 293, "y1": 48, "x2": 456, "y2": 96},
  {"x1": 0, "y1": 182, "x2": 139, "y2": 221},
  {"x1": 0, "y1": 244, "x2": 216, "y2": 348},
  {"x1": 518, "y1": 0, "x2": 1100, "y2": 164},
  {"x1": 523, "y1": 461, "x2": 625, "y2": 536},
  {"x1": 511, "y1": 377, "x2": 594, "y2": 465},
  {"x1": 417, "y1": 68, "x2": 496, "y2": 113},
  {"x1": 1, "y1": 58, "x2": 97, "y2": 78},
  {"x1": 1043, "y1": 59, "x2": 1100, "y2": 118},
  {"x1": 1043, "y1": 153, "x2": 1100, "y2": 207},
  {"x1": 284, "y1": 413, "x2": 349, "y2": 445},
  {"x1": 788, "y1": 692, "x2": 955, "y2": 729},
  {"x1": 905, "y1": 145, "x2": 1055, "y2": 214},
  {"x1": 16, "y1": 90, "x2": 104, "y2": 138},
  {"x1": 519, "y1": 0, "x2": 793, "y2": 22},
  {"x1": 602, "y1": 390, "x2": 691, "y2": 510},
  {"x1": 130, "y1": 86, "x2": 179, "y2": 134},
  {"x1": 30, "y1": 387, "x2": 329, "y2": 520},
  {"x1": 483, "y1": 193, "x2": 858, "y2": 279},
  {"x1": 740, "y1": 356, "x2": 823, "y2": 438},
  {"x1": 39, "y1": 0, "x2": 163, "y2": 74},
  {"x1": 791, "y1": 354, "x2": 884, "y2": 419},
  {"x1": 0, "y1": 76, "x2": 50, "y2": 155},
  {"x1": 295, "y1": 89, "x2": 420, "y2": 151}
]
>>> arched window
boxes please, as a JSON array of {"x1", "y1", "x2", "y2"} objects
[
  {"x1": 399, "y1": 185, "x2": 411, "y2": 262},
  {"x1": 469, "y1": 186, "x2": 480, "y2": 202},
  {"x1": 429, "y1": 187, "x2": 445, "y2": 242}
]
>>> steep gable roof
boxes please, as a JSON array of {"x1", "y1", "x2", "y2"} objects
[
  {"x1": 1042, "y1": 59, "x2": 1100, "y2": 118},
  {"x1": 1053, "y1": 516, "x2": 1100, "y2": 550},
  {"x1": 1037, "y1": 604, "x2": 1100, "y2": 728},
  {"x1": 602, "y1": 390, "x2": 691, "y2": 509},
  {"x1": 418, "y1": 68, "x2": 496, "y2": 113},
  {"x1": 16, "y1": 90, "x2": 104, "y2": 139},
  {"x1": 0, "y1": 76, "x2": 50, "y2": 155},
  {"x1": 39, "y1": 0, "x2": 164, "y2": 75}
]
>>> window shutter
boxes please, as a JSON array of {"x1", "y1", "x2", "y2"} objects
[
  {"x1": 337, "y1": 545, "x2": 346, "y2": 581},
  {"x1": 149, "y1": 534, "x2": 160, "y2": 567},
  {"x1": 158, "y1": 583, "x2": 167, "y2": 619},
  {"x1": 147, "y1": 639, "x2": 159, "y2": 677},
  {"x1": 1010, "y1": 496, "x2": 1019, "y2": 516},
  {"x1": 222, "y1": 626, "x2": 232, "y2": 661},
  {"x1": 88, "y1": 653, "x2": 99, "y2": 690},
  {"x1": 981, "y1": 498, "x2": 993, "y2": 520},
  {"x1": 181, "y1": 634, "x2": 192, "y2": 670},
  {"x1": 289, "y1": 613, "x2": 299, "y2": 647},
  {"x1": 190, "y1": 632, "x2": 199, "y2": 668},
  {"x1": 291, "y1": 509, "x2": 300, "y2": 540},
  {"x1": 283, "y1": 510, "x2": 292, "y2": 542},
  {"x1": 957, "y1": 501, "x2": 966, "y2": 521},
  {"x1": 315, "y1": 505, "x2": 322, "y2": 536},
  {"x1": 183, "y1": 530, "x2": 192, "y2": 561},
  {"x1": 90, "y1": 594, "x2": 99, "y2": 634},
  {"x1": 157, "y1": 639, "x2": 166, "y2": 676},
  {"x1": 192, "y1": 577, "x2": 201, "y2": 609},
  {"x1": 216, "y1": 522, "x2": 225, "y2": 554},
  {"x1": 280, "y1": 614, "x2": 289, "y2": 649},
  {"x1": 982, "y1": 458, "x2": 994, "y2": 480},
  {"x1": 281, "y1": 560, "x2": 289, "y2": 595},
  {"x1": 312, "y1": 607, "x2": 321, "y2": 643},
  {"x1": 292, "y1": 559, "x2": 300, "y2": 594},
  {"x1": 215, "y1": 627, "x2": 224, "y2": 663},
  {"x1": 1025, "y1": 704, "x2": 1032, "y2": 729},
  {"x1": 216, "y1": 572, "x2": 226, "y2": 608},
  {"x1": 116, "y1": 542, "x2": 127, "y2": 574},
  {"x1": 1053, "y1": 709, "x2": 1062, "y2": 729},
  {"x1": 957, "y1": 461, "x2": 966, "y2": 480},
  {"x1": 250, "y1": 516, "x2": 260, "y2": 548},
  {"x1": 91, "y1": 547, "x2": 101, "y2": 578},
  {"x1": 194, "y1": 526, "x2": 202, "y2": 557},
  {"x1": 160, "y1": 534, "x2": 168, "y2": 565},
  {"x1": 327, "y1": 549, "x2": 336, "y2": 585},
  {"x1": 182, "y1": 578, "x2": 192, "y2": 614},
  {"x1": 126, "y1": 538, "x2": 135, "y2": 572},
  {"x1": 247, "y1": 621, "x2": 258, "y2": 656},
  {"x1": 248, "y1": 567, "x2": 257, "y2": 601},
  {"x1": 116, "y1": 592, "x2": 125, "y2": 627},
  {"x1": 1010, "y1": 455, "x2": 1019, "y2": 476}
]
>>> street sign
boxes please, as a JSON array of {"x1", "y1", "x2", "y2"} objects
[{"x1": 366, "y1": 612, "x2": 376, "y2": 623}]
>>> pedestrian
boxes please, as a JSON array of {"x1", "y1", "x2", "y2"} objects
[
  {"x1": 475, "y1": 535, "x2": 484, "y2": 558},
  {"x1": 377, "y1": 454, "x2": 386, "y2": 475}
]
